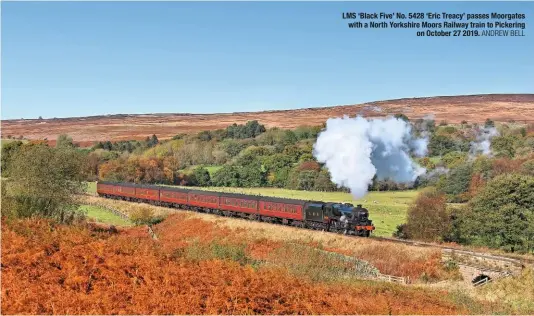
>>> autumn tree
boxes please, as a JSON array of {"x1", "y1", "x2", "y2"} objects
[{"x1": 402, "y1": 187, "x2": 451, "y2": 242}]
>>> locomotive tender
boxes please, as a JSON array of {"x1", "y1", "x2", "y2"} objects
[{"x1": 96, "y1": 181, "x2": 376, "y2": 236}]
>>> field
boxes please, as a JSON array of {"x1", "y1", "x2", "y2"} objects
[
  {"x1": 2, "y1": 94, "x2": 533, "y2": 143},
  {"x1": 78, "y1": 205, "x2": 132, "y2": 226}
]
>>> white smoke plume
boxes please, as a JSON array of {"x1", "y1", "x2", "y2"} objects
[
  {"x1": 470, "y1": 127, "x2": 499, "y2": 156},
  {"x1": 313, "y1": 115, "x2": 428, "y2": 199}
]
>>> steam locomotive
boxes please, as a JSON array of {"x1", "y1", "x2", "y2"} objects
[{"x1": 96, "y1": 181, "x2": 375, "y2": 236}]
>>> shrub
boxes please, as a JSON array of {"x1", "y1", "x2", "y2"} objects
[
  {"x1": 403, "y1": 187, "x2": 451, "y2": 242},
  {"x1": 484, "y1": 118, "x2": 495, "y2": 128},
  {"x1": 191, "y1": 166, "x2": 211, "y2": 186},
  {"x1": 130, "y1": 207, "x2": 156, "y2": 225},
  {"x1": 442, "y1": 151, "x2": 468, "y2": 169}
]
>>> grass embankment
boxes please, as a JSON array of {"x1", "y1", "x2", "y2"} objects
[
  {"x1": 474, "y1": 268, "x2": 534, "y2": 313},
  {"x1": 78, "y1": 205, "x2": 132, "y2": 226}
]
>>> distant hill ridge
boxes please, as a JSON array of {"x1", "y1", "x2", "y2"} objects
[{"x1": 2, "y1": 94, "x2": 533, "y2": 144}]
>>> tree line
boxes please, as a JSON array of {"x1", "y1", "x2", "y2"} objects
[
  {"x1": 395, "y1": 121, "x2": 534, "y2": 253},
  {"x1": 3, "y1": 116, "x2": 534, "y2": 253}
]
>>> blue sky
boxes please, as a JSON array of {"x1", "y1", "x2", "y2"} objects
[{"x1": 2, "y1": 1, "x2": 533, "y2": 119}]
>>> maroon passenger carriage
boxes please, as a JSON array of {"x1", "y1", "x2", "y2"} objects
[{"x1": 96, "y1": 181, "x2": 375, "y2": 236}]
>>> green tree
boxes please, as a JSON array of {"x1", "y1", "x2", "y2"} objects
[
  {"x1": 197, "y1": 131, "x2": 212, "y2": 141},
  {"x1": 238, "y1": 161, "x2": 266, "y2": 187},
  {"x1": 192, "y1": 167, "x2": 211, "y2": 186},
  {"x1": 56, "y1": 134, "x2": 76, "y2": 148},
  {"x1": 211, "y1": 165, "x2": 241, "y2": 187},
  {"x1": 271, "y1": 167, "x2": 291, "y2": 188},
  {"x1": 282, "y1": 130, "x2": 298, "y2": 146},
  {"x1": 491, "y1": 135, "x2": 516, "y2": 158},
  {"x1": 297, "y1": 170, "x2": 319, "y2": 190},
  {"x1": 293, "y1": 126, "x2": 321, "y2": 140},
  {"x1": 147, "y1": 134, "x2": 159, "y2": 148},
  {"x1": 225, "y1": 121, "x2": 266, "y2": 139},
  {"x1": 3, "y1": 144, "x2": 87, "y2": 223},
  {"x1": 220, "y1": 139, "x2": 247, "y2": 157},
  {"x1": 1, "y1": 140, "x2": 24, "y2": 173},
  {"x1": 282, "y1": 145, "x2": 302, "y2": 162},
  {"x1": 442, "y1": 151, "x2": 468, "y2": 169},
  {"x1": 437, "y1": 162, "x2": 473, "y2": 202},
  {"x1": 484, "y1": 118, "x2": 495, "y2": 128},
  {"x1": 459, "y1": 174, "x2": 534, "y2": 252},
  {"x1": 262, "y1": 153, "x2": 294, "y2": 172},
  {"x1": 313, "y1": 169, "x2": 336, "y2": 191},
  {"x1": 472, "y1": 155, "x2": 493, "y2": 179},
  {"x1": 428, "y1": 134, "x2": 456, "y2": 156}
]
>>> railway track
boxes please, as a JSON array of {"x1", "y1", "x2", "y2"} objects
[{"x1": 372, "y1": 236, "x2": 534, "y2": 267}]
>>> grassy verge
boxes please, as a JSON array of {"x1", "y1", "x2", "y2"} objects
[
  {"x1": 78, "y1": 204, "x2": 132, "y2": 226},
  {"x1": 85, "y1": 181, "x2": 97, "y2": 195}
]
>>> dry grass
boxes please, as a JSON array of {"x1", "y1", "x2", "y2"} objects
[
  {"x1": 473, "y1": 268, "x2": 534, "y2": 314},
  {"x1": 81, "y1": 196, "x2": 453, "y2": 281},
  {"x1": 1, "y1": 217, "x2": 468, "y2": 315},
  {"x1": 79, "y1": 195, "x2": 176, "y2": 218}
]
